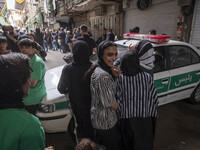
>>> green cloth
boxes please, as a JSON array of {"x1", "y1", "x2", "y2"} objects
[
  {"x1": 0, "y1": 108, "x2": 45, "y2": 150},
  {"x1": 23, "y1": 54, "x2": 46, "y2": 105}
]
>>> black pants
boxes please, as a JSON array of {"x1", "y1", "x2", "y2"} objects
[
  {"x1": 95, "y1": 125, "x2": 122, "y2": 150},
  {"x1": 25, "y1": 104, "x2": 40, "y2": 116},
  {"x1": 120, "y1": 117, "x2": 157, "y2": 150},
  {"x1": 73, "y1": 109, "x2": 94, "y2": 141}
]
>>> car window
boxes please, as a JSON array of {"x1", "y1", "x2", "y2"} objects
[
  {"x1": 154, "y1": 46, "x2": 166, "y2": 73},
  {"x1": 116, "y1": 44, "x2": 128, "y2": 58},
  {"x1": 168, "y1": 46, "x2": 200, "y2": 69}
]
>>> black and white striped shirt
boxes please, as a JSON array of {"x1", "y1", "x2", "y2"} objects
[
  {"x1": 116, "y1": 72, "x2": 158, "y2": 119},
  {"x1": 90, "y1": 67, "x2": 118, "y2": 130}
]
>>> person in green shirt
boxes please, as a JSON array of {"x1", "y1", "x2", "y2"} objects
[
  {"x1": 0, "y1": 53, "x2": 45, "y2": 150},
  {"x1": 18, "y1": 38, "x2": 46, "y2": 115}
]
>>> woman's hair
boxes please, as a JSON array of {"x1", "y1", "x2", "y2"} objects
[
  {"x1": 0, "y1": 53, "x2": 32, "y2": 107},
  {"x1": 75, "y1": 138, "x2": 106, "y2": 150}
]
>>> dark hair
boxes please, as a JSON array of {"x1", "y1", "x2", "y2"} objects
[
  {"x1": 0, "y1": 36, "x2": 7, "y2": 43},
  {"x1": 103, "y1": 27, "x2": 107, "y2": 31},
  {"x1": 149, "y1": 29, "x2": 156, "y2": 35},
  {"x1": 18, "y1": 35, "x2": 31, "y2": 42},
  {"x1": 2, "y1": 25, "x2": 7, "y2": 32},
  {"x1": 35, "y1": 27, "x2": 41, "y2": 34},
  {"x1": 28, "y1": 33, "x2": 36, "y2": 41},
  {"x1": 75, "y1": 138, "x2": 106, "y2": 150},
  {"x1": 81, "y1": 24, "x2": 88, "y2": 32},
  {"x1": 18, "y1": 38, "x2": 35, "y2": 48},
  {"x1": 129, "y1": 27, "x2": 140, "y2": 33},
  {"x1": 0, "y1": 53, "x2": 32, "y2": 98}
]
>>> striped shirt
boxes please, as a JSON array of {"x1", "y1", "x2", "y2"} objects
[
  {"x1": 90, "y1": 67, "x2": 118, "y2": 130},
  {"x1": 116, "y1": 72, "x2": 158, "y2": 118}
]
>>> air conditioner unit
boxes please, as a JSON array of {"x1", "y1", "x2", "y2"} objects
[{"x1": 95, "y1": 5, "x2": 107, "y2": 16}]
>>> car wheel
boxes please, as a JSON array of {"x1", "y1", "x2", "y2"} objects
[
  {"x1": 190, "y1": 84, "x2": 200, "y2": 104},
  {"x1": 68, "y1": 117, "x2": 76, "y2": 143}
]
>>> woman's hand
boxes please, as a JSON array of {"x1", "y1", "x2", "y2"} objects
[
  {"x1": 128, "y1": 43, "x2": 136, "y2": 50},
  {"x1": 112, "y1": 66, "x2": 122, "y2": 78},
  {"x1": 45, "y1": 146, "x2": 54, "y2": 150}
]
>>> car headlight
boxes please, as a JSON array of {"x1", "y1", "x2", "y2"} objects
[{"x1": 38, "y1": 103, "x2": 55, "y2": 113}]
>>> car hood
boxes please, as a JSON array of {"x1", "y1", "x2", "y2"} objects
[{"x1": 44, "y1": 65, "x2": 66, "y2": 103}]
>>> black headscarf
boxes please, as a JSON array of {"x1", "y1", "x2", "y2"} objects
[
  {"x1": 97, "y1": 41, "x2": 117, "y2": 79},
  {"x1": 73, "y1": 40, "x2": 90, "y2": 63},
  {"x1": 120, "y1": 50, "x2": 142, "y2": 76},
  {"x1": 0, "y1": 53, "x2": 31, "y2": 109}
]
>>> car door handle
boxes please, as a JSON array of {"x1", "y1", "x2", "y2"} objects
[
  {"x1": 162, "y1": 78, "x2": 169, "y2": 84},
  {"x1": 196, "y1": 71, "x2": 200, "y2": 75}
]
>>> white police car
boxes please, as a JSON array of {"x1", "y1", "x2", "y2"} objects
[
  {"x1": 116, "y1": 34, "x2": 200, "y2": 105},
  {"x1": 36, "y1": 34, "x2": 200, "y2": 133}
]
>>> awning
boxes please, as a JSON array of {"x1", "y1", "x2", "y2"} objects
[{"x1": 72, "y1": 0, "x2": 115, "y2": 12}]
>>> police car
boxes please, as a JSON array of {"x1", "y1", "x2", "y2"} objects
[{"x1": 36, "y1": 34, "x2": 200, "y2": 133}]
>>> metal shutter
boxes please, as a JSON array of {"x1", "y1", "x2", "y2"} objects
[
  {"x1": 124, "y1": 0, "x2": 180, "y2": 39},
  {"x1": 190, "y1": 0, "x2": 200, "y2": 48}
]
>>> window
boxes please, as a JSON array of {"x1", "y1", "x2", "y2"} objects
[
  {"x1": 154, "y1": 47, "x2": 166, "y2": 73},
  {"x1": 168, "y1": 46, "x2": 200, "y2": 69}
]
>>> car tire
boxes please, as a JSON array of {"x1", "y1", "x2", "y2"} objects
[
  {"x1": 68, "y1": 117, "x2": 76, "y2": 143},
  {"x1": 190, "y1": 84, "x2": 200, "y2": 104}
]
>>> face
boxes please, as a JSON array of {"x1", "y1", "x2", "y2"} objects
[
  {"x1": 0, "y1": 42, "x2": 7, "y2": 52},
  {"x1": 7, "y1": 27, "x2": 14, "y2": 35},
  {"x1": 20, "y1": 46, "x2": 35, "y2": 58},
  {"x1": 102, "y1": 46, "x2": 118, "y2": 67},
  {"x1": 22, "y1": 77, "x2": 31, "y2": 97}
]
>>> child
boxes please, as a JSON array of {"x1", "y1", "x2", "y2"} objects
[
  {"x1": 18, "y1": 38, "x2": 46, "y2": 115},
  {"x1": 0, "y1": 36, "x2": 10, "y2": 55},
  {"x1": 116, "y1": 50, "x2": 158, "y2": 150}
]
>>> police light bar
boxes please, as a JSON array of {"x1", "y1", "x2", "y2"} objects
[{"x1": 123, "y1": 33, "x2": 171, "y2": 44}]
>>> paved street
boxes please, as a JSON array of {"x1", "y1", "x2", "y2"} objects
[
  {"x1": 44, "y1": 50, "x2": 66, "y2": 70},
  {"x1": 44, "y1": 50, "x2": 200, "y2": 150}
]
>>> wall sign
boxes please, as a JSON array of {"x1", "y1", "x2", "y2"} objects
[{"x1": 137, "y1": 0, "x2": 152, "y2": 10}]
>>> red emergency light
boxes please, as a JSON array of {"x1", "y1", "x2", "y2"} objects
[{"x1": 123, "y1": 33, "x2": 171, "y2": 44}]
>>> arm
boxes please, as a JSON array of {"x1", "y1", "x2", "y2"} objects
[
  {"x1": 57, "y1": 65, "x2": 70, "y2": 94},
  {"x1": 30, "y1": 58, "x2": 45, "y2": 88},
  {"x1": 30, "y1": 79, "x2": 37, "y2": 88},
  {"x1": 98, "y1": 75, "x2": 118, "y2": 110}
]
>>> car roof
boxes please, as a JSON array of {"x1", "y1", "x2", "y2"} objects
[{"x1": 114, "y1": 39, "x2": 200, "y2": 54}]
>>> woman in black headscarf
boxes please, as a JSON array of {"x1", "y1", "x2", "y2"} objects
[
  {"x1": 116, "y1": 50, "x2": 159, "y2": 150},
  {"x1": 89, "y1": 40, "x2": 122, "y2": 150},
  {"x1": 0, "y1": 53, "x2": 46, "y2": 150},
  {"x1": 58, "y1": 40, "x2": 94, "y2": 141}
]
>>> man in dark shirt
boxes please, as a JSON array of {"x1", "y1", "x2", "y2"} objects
[
  {"x1": 77, "y1": 25, "x2": 97, "y2": 56},
  {"x1": 106, "y1": 28, "x2": 115, "y2": 42},
  {"x1": 6, "y1": 25, "x2": 20, "y2": 52}
]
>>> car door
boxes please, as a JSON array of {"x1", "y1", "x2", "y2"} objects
[
  {"x1": 153, "y1": 46, "x2": 171, "y2": 105},
  {"x1": 166, "y1": 45, "x2": 200, "y2": 103}
]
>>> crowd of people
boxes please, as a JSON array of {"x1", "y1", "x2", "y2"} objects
[{"x1": 0, "y1": 23, "x2": 158, "y2": 150}]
